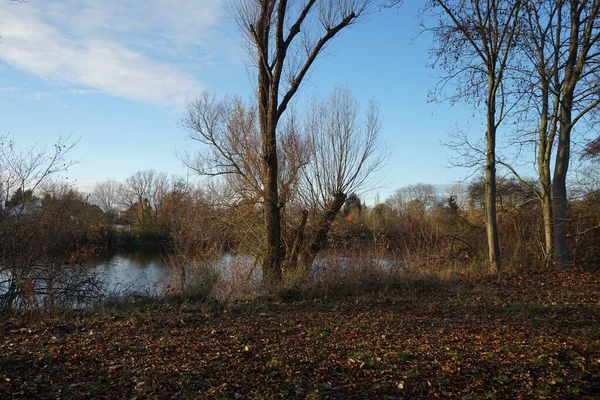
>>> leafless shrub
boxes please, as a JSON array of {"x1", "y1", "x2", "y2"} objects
[{"x1": 0, "y1": 136, "x2": 107, "y2": 311}]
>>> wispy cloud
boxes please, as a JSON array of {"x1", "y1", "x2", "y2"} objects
[
  {"x1": 67, "y1": 89, "x2": 99, "y2": 96},
  {"x1": 0, "y1": 86, "x2": 17, "y2": 94},
  {"x1": 26, "y1": 92, "x2": 53, "y2": 101},
  {"x1": 0, "y1": 1, "x2": 228, "y2": 108}
]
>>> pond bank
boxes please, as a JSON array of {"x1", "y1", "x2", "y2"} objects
[{"x1": 1, "y1": 268, "x2": 597, "y2": 399}]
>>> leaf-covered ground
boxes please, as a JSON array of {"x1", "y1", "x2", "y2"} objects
[{"x1": 1, "y1": 269, "x2": 599, "y2": 399}]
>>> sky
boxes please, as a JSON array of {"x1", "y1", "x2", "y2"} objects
[{"x1": 0, "y1": 0, "x2": 484, "y2": 203}]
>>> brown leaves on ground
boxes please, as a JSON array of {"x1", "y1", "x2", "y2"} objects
[{"x1": 1, "y1": 268, "x2": 599, "y2": 399}]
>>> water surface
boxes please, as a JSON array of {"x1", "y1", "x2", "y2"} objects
[{"x1": 96, "y1": 251, "x2": 402, "y2": 295}]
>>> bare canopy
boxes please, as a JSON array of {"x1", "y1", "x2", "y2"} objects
[{"x1": 228, "y1": 0, "x2": 375, "y2": 285}]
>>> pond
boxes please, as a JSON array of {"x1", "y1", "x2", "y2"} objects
[
  {"x1": 0, "y1": 252, "x2": 402, "y2": 309},
  {"x1": 95, "y1": 251, "x2": 402, "y2": 295},
  {"x1": 95, "y1": 252, "x2": 170, "y2": 295}
]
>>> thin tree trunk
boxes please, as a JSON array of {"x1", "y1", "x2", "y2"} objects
[
  {"x1": 541, "y1": 185, "x2": 553, "y2": 261},
  {"x1": 539, "y1": 115, "x2": 554, "y2": 265},
  {"x1": 299, "y1": 192, "x2": 347, "y2": 277},
  {"x1": 485, "y1": 86, "x2": 501, "y2": 274},
  {"x1": 537, "y1": 84, "x2": 554, "y2": 264},
  {"x1": 284, "y1": 209, "x2": 308, "y2": 275},
  {"x1": 552, "y1": 120, "x2": 571, "y2": 270}
]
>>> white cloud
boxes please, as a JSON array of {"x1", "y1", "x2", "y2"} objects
[
  {"x1": 26, "y1": 92, "x2": 52, "y2": 101},
  {"x1": 0, "y1": 1, "x2": 228, "y2": 107},
  {"x1": 67, "y1": 89, "x2": 99, "y2": 95},
  {"x1": 0, "y1": 86, "x2": 17, "y2": 94},
  {"x1": 73, "y1": 179, "x2": 99, "y2": 194}
]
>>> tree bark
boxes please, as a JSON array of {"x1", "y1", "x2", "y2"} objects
[
  {"x1": 536, "y1": 78, "x2": 555, "y2": 264},
  {"x1": 299, "y1": 192, "x2": 347, "y2": 277},
  {"x1": 552, "y1": 113, "x2": 573, "y2": 270},
  {"x1": 284, "y1": 209, "x2": 308, "y2": 275},
  {"x1": 262, "y1": 123, "x2": 283, "y2": 285},
  {"x1": 255, "y1": 3, "x2": 283, "y2": 286},
  {"x1": 552, "y1": 1, "x2": 579, "y2": 271},
  {"x1": 485, "y1": 81, "x2": 501, "y2": 274},
  {"x1": 541, "y1": 179, "x2": 554, "y2": 261}
]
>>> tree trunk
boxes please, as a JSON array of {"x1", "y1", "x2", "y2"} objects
[
  {"x1": 255, "y1": 5, "x2": 283, "y2": 286},
  {"x1": 485, "y1": 85, "x2": 501, "y2": 274},
  {"x1": 552, "y1": 1, "x2": 579, "y2": 271},
  {"x1": 261, "y1": 121, "x2": 283, "y2": 285},
  {"x1": 552, "y1": 120, "x2": 571, "y2": 270},
  {"x1": 299, "y1": 192, "x2": 347, "y2": 277},
  {"x1": 541, "y1": 185, "x2": 553, "y2": 261},
  {"x1": 537, "y1": 93, "x2": 554, "y2": 265},
  {"x1": 284, "y1": 209, "x2": 308, "y2": 275}
]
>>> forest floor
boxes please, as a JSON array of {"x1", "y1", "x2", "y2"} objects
[{"x1": 1, "y1": 268, "x2": 599, "y2": 399}]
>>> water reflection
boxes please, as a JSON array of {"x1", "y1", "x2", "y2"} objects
[
  {"x1": 95, "y1": 252, "x2": 401, "y2": 295},
  {"x1": 95, "y1": 252, "x2": 169, "y2": 294}
]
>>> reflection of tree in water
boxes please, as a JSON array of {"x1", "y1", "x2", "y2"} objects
[
  {"x1": 125, "y1": 251, "x2": 166, "y2": 269},
  {"x1": 94, "y1": 252, "x2": 168, "y2": 295}
]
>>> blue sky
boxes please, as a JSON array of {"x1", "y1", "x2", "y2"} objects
[{"x1": 0, "y1": 0, "x2": 482, "y2": 202}]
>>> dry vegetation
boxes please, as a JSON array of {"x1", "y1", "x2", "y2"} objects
[
  {"x1": 2, "y1": 1, "x2": 600, "y2": 398},
  {"x1": 1, "y1": 268, "x2": 598, "y2": 399}
]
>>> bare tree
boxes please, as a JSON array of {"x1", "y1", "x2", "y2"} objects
[
  {"x1": 582, "y1": 136, "x2": 600, "y2": 160},
  {"x1": 293, "y1": 86, "x2": 388, "y2": 276},
  {"x1": 182, "y1": 93, "x2": 309, "y2": 208},
  {"x1": 120, "y1": 170, "x2": 169, "y2": 227},
  {"x1": 0, "y1": 136, "x2": 104, "y2": 310},
  {"x1": 503, "y1": 0, "x2": 600, "y2": 269},
  {"x1": 230, "y1": 0, "x2": 375, "y2": 285},
  {"x1": 0, "y1": 135, "x2": 76, "y2": 214},
  {"x1": 90, "y1": 180, "x2": 123, "y2": 222},
  {"x1": 183, "y1": 87, "x2": 386, "y2": 280},
  {"x1": 548, "y1": 0, "x2": 600, "y2": 270},
  {"x1": 420, "y1": 0, "x2": 524, "y2": 273},
  {"x1": 386, "y1": 183, "x2": 440, "y2": 216}
]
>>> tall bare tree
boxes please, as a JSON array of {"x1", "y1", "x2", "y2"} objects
[
  {"x1": 120, "y1": 170, "x2": 169, "y2": 227},
  {"x1": 386, "y1": 183, "x2": 440, "y2": 216},
  {"x1": 548, "y1": 0, "x2": 600, "y2": 270},
  {"x1": 90, "y1": 180, "x2": 123, "y2": 222},
  {"x1": 231, "y1": 0, "x2": 374, "y2": 285},
  {"x1": 420, "y1": 0, "x2": 523, "y2": 273},
  {"x1": 504, "y1": 0, "x2": 600, "y2": 268}
]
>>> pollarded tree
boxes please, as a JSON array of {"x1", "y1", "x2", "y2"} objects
[
  {"x1": 294, "y1": 86, "x2": 388, "y2": 275},
  {"x1": 231, "y1": 0, "x2": 375, "y2": 285},
  {"x1": 182, "y1": 93, "x2": 310, "y2": 266},
  {"x1": 183, "y1": 87, "x2": 387, "y2": 280},
  {"x1": 182, "y1": 93, "x2": 308, "y2": 209}
]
